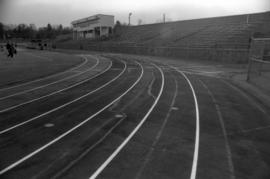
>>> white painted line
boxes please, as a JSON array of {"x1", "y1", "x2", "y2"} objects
[
  {"x1": 252, "y1": 37, "x2": 270, "y2": 41},
  {"x1": 24, "y1": 52, "x2": 54, "y2": 61},
  {"x1": 241, "y1": 125, "x2": 270, "y2": 133},
  {"x1": 143, "y1": 60, "x2": 200, "y2": 179},
  {"x1": 199, "y1": 79, "x2": 235, "y2": 179},
  {"x1": 180, "y1": 70, "x2": 220, "y2": 76},
  {"x1": 221, "y1": 80, "x2": 267, "y2": 115},
  {"x1": 147, "y1": 71, "x2": 156, "y2": 99},
  {"x1": 226, "y1": 125, "x2": 270, "y2": 136},
  {"x1": 89, "y1": 62, "x2": 164, "y2": 179},
  {"x1": 0, "y1": 56, "x2": 98, "y2": 101},
  {"x1": 187, "y1": 70, "x2": 223, "y2": 74},
  {"x1": 0, "y1": 60, "x2": 143, "y2": 175},
  {"x1": 51, "y1": 114, "x2": 127, "y2": 179},
  {"x1": 185, "y1": 65, "x2": 212, "y2": 68},
  {"x1": 135, "y1": 77, "x2": 178, "y2": 179},
  {"x1": 0, "y1": 60, "x2": 125, "y2": 135},
  {"x1": 0, "y1": 55, "x2": 88, "y2": 92},
  {"x1": 115, "y1": 114, "x2": 123, "y2": 118},
  {"x1": 173, "y1": 67, "x2": 200, "y2": 179},
  {"x1": 180, "y1": 70, "x2": 202, "y2": 75},
  {"x1": 0, "y1": 58, "x2": 112, "y2": 113},
  {"x1": 44, "y1": 123, "x2": 55, "y2": 128}
]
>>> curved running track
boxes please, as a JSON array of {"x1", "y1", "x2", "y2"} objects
[{"x1": 0, "y1": 51, "x2": 269, "y2": 179}]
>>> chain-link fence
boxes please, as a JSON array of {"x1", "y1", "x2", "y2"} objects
[
  {"x1": 247, "y1": 37, "x2": 270, "y2": 92},
  {"x1": 247, "y1": 38, "x2": 270, "y2": 94}
]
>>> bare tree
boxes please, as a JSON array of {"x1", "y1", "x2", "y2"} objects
[{"x1": 0, "y1": 22, "x2": 4, "y2": 39}]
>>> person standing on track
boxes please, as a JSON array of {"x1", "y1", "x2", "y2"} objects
[{"x1": 6, "y1": 41, "x2": 15, "y2": 58}]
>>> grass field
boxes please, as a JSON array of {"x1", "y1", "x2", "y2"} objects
[{"x1": 0, "y1": 49, "x2": 84, "y2": 88}]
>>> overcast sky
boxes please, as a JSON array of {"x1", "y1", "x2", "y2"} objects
[{"x1": 0, "y1": 0, "x2": 269, "y2": 27}]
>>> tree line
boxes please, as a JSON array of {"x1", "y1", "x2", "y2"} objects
[{"x1": 0, "y1": 22, "x2": 72, "y2": 40}]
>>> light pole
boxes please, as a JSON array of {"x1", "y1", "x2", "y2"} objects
[
  {"x1": 128, "y1": 12, "x2": 132, "y2": 26},
  {"x1": 163, "y1": 13, "x2": 166, "y2": 23}
]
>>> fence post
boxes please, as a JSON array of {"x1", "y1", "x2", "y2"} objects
[
  {"x1": 186, "y1": 43, "x2": 189, "y2": 60},
  {"x1": 246, "y1": 56, "x2": 252, "y2": 82}
]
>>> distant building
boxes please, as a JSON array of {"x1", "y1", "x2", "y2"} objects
[{"x1": 71, "y1": 14, "x2": 114, "y2": 40}]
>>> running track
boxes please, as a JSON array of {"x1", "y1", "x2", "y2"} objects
[{"x1": 0, "y1": 51, "x2": 270, "y2": 179}]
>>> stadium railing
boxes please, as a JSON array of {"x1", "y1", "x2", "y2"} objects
[{"x1": 247, "y1": 38, "x2": 270, "y2": 89}]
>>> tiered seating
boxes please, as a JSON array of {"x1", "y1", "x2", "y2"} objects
[
  {"x1": 107, "y1": 11, "x2": 270, "y2": 49},
  {"x1": 169, "y1": 23, "x2": 254, "y2": 48},
  {"x1": 56, "y1": 11, "x2": 270, "y2": 52}
]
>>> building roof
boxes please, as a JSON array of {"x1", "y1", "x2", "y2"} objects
[{"x1": 71, "y1": 14, "x2": 114, "y2": 25}]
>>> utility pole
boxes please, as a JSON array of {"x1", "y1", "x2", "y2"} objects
[
  {"x1": 128, "y1": 12, "x2": 132, "y2": 26},
  {"x1": 246, "y1": 14, "x2": 250, "y2": 24},
  {"x1": 163, "y1": 13, "x2": 166, "y2": 23}
]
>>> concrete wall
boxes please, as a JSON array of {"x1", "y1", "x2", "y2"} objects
[
  {"x1": 99, "y1": 15, "x2": 114, "y2": 27},
  {"x1": 55, "y1": 42, "x2": 249, "y2": 63}
]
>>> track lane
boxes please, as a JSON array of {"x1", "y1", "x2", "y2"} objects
[
  {"x1": 0, "y1": 58, "x2": 124, "y2": 134},
  {"x1": 110, "y1": 57, "x2": 199, "y2": 179},
  {"x1": 0, "y1": 59, "x2": 143, "y2": 177},
  {"x1": 173, "y1": 68, "x2": 200, "y2": 179},
  {"x1": 84, "y1": 60, "x2": 198, "y2": 179},
  {"x1": 174, "y1": 73, "x2": 235, "y2": 179},
  {"x1": 157, "y1": 57, "x2": 270, "y2": 179},
  {"x1": 39, "y1": 59, "x2": 157, "y2": 179},
  {"x1": 198, "y1": 79, "x2": 235, "y2": 179},
  {"x1": 52, "y1": 58, "x2": 161, "y2": 179},
  {"x1": 190, "y1": 75, "x2": 270, "y2": 179},
  {"x1": 131, "y1": 70, "x2": 196, "y2": 179},
  {"x1": 0, "y1": 55, "x2": 97, "y2": 100},
  {"x1": 0, "y1": 53, "x2": 88, "y2": 91},
  {"x1": 0, "y1": 56, "x2": 111, "y2": 113},
  {"x1": 88, "y1": 62, "x2": 164, "y2": 179}
]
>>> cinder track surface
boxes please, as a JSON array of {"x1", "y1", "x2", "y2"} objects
[{"x1": 0, "y1": 50, "x2": 269, "y2": 179}]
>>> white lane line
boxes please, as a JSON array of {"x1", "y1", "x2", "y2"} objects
[
  {"x1": 185, "y1": 69, "x2": 223, "y2": 74},
  {"x1": 23, "y1": 52, "x2": 54, "y2": 61},
  {"x1": 89, "y1": 62, "x2": 164, "y2": 179},
  {"x1": 0, "y1": 60, "x2": 143, "y2": 175},
  {"x1": 52, "y1": 61, "x2": 146, "y2": 179},
  {"x1": 0, "y1": 58, "x2": 111, "y2": 113},
  {"x1": 120, "y1": 71, "x2": 155, "y2": 111},
  {"x1": 51, "y1": 115, "x2": 127, "y2": 179},
  {"x1": 135, "y1": 77, "x2": 178, "y2": 179},
  {"x1": 199, "y1": 79, "x2": 235, "y2": 179},
  {"x1": 0, "y1": 56, "x2": 98, "y2": 101},
  {"x1": 181, "y1": 70, "x2": 202, "y2": 75},
  {"x1": 180, "y1": 70, "x2": 220, "y2": 76},
  {"x1": 228, "y1": 125, "x2": 270, "y2": 135},
  {"x1": 221, "y1": 80, "x2": 267, "y2": 115},
  {"x1": 179, "y1": 69, "x2": 267, "y2": 116},
  {"x1": 173, "y1": 67, "x2": 200, "y2": 179},
  {"x1": 0, "y1": 55, "x2": 88, "y2": 92},
  {"x1": 0, "y1": 60, "x2": 125, "y2": 135},
  {"x1": 147, "y1": 71, "x2": 156, "y2": 99}
]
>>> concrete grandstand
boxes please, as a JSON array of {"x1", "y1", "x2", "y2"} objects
[{"x1": 55, "y1": 11, "x2": 270, "y2": 63}]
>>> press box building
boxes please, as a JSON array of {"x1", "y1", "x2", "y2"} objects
[{"x1": 71, "y1": 14, "x2": 114, "y2": 39}]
